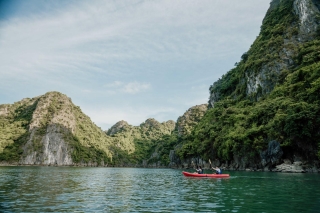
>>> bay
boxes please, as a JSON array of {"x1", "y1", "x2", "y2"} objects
[{"x1": 0, "y1": 167, "x2": 319, "y2": 212}]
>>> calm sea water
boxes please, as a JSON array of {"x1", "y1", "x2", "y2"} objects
[{"x1": 0, "y1": 167, "x2": 319, "y2": 213}]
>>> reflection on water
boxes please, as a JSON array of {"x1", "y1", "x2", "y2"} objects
[{"x1": 0, "y1": 167, "x2": 320, "y2": 212}]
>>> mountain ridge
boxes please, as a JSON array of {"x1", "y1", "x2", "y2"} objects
[{"x1": 0, "y1": 91, "x2": 181, "y2": 166}]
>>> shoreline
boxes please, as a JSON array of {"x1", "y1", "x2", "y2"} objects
[{"x1": 1, "y1": 163, "x2": 319, "y2": 173}]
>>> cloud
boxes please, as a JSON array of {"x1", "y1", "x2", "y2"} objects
[
  {"x1": 0, "y1": 0, "x2": 270, "y2": 81},
  {"x1": 122, "y1": 82, "x2": 150, "y2": 94},
  {"x1": 103, "y1": 81, "x2": 150, "y2": 94}
]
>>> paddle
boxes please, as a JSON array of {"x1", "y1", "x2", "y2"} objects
[{"x1": 209, "y1": 159, "x2": 213, "y2": 172}]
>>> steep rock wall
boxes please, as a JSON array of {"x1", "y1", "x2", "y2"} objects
[
  {"x1": 245, "y1": 0, "x2": 320, "y2": 97},
  {"x1": 209, "y1": 0, "x2": 320, "y2": 106},
  {"x1": 294, "y1": 0, "x2": 320, "y2": 40},
  {"x1": 20, "y1": 125, "x2": 73, "y2": 165},
  {"x1": 0, "y1": 91, "x2": 114, "y2": 166},
  {"x1": 18, "y1": 92, "x2": 76, "y2": 165}
]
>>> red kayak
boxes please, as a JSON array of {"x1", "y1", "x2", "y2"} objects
[{"x1": 182, "y1": 171, "x2": 230, "y2": 178}]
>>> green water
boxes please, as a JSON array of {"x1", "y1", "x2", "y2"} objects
[{"x1": 0, "y1": 167, "x2": 319, "y2": 212}]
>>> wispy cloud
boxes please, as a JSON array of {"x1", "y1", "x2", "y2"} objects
[
  {"x1": 104, "y1": 81, "x2": 150, "y2": 94},
  {"x1": 123, "y1": 82, "x2": 150, "y2": 94},
  {"x1": 0, "y1": 0, "x2": 270, "y2": 79}
]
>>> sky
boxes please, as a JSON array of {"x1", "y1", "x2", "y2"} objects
[{"x1": 0, "y1": 0, "x2": 271, "y2": 130}]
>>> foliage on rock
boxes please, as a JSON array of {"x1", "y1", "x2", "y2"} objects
[
  {"x1": 176, "y1": 104, "x2": 208, "y2": 137},
  {"x1": 179, "y1": 0, "x2": 320, "y2": 168},
  {"x1": 0, "y1": 92, "x2": 113, "y2": 165},
  {"x1": 107, "y1": 119, "x2": 176, "y2": 165}
]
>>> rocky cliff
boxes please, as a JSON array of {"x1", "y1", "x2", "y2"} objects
[
  {"x1": 209, "y1": 0, "x2": 320, "y2": 107},
  {"x1": 0, "y1": 92, "x2": 114, "y2": 166},
  {"x1": 0, "y1": 92, "x2": 178, "y2": 167},
  {"x1": 174, "y1": 0, "x2": 320, "y2": 173},
  {"x1": 20, "y1": 92, "x2": 76, "y2": 165}
]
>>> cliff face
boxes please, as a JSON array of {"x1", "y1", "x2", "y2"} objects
[
  {"x1": 20, "y1": 92, "x2": 75, "y2": 165},
  {"x1": 178, "y1": 0, "x2": 320, "y2": 172},
  {"x1": 0, "y1": 92, "x2": 113, "y2": 166},
  {"x1": 294, "y1": 0, "x2": 320, "y2": 39},
  {"x1": 209, "y1": 0, "x2": 320, "y2": 107},
  {"x1": 21, "y1": 124, "x2": 73, "y2": 165}
]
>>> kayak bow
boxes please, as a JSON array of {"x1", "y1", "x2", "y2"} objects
[{"x1": 182, "y1": 171, "x2": 230, "y2": 178}]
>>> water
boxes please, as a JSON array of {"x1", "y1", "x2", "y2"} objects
[{"x1": 0, "y1": 167, "x2": 319, "y2": 212}]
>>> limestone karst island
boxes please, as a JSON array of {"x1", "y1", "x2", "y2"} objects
[{"x1": 1, "y1": 0, "x2": 320, "y2": 174}]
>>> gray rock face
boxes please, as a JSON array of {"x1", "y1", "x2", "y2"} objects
[
  {"x1": 294, "y1": 0, "x2": 320, "y2": 41},
  {"x1": 208, "y1": 0, "x2": 320, "y2": 103},
  {"x1": 208, "y1": 84, "x2": 221, "y2": 108},
  {"x1": 260, "y1": 140, "x2": 283, "y2": 168},
  {"x1": 273, "y1": 160, "x2": 305, "y2": 172},
  {"x1": 245, "y1": 61, "x2": 288, "y2": 98},
  {"x1": 20, "y1": 125, "x2": 73, "y2": 166},
  {"x1": 246, "y1": 0, "x2": 320, "y2": 98},
  {"x1": 209, "y1": 88, "x2": 220, "y2": 108}
]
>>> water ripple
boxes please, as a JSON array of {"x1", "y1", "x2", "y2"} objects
[{"x1": 1, "y1": 167, "x2": 320, "y2": 212}]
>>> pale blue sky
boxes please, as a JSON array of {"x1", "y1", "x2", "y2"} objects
[{"x1": 0, "y1": 0, "x2": 271, "y2": 130}]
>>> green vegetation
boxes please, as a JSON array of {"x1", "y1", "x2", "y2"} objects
[
  {"x1": 69, "y1": 135, "x2": 110, "y2": 165},
  {"x1": 0, "y1": 92, "x2": 114, "y2": 165},
  {"x1": 176, "y1": 1, "x2": 320, "y2": 164},
  {"x1": 1, "y1": 0, "x2": 320, "y2": 167},
  {"x1": 0, "y1": 92, "x2": 175, "y2": 166},
  {"x1": 107, "y1": 119, "x2": 176, "y2": 165},
  {"x1": 0, "y1": 99, "x2": 37, "y2": 162},
  {"x1": 150, "y1": 133, "x2": 181, "y2": 166},
  {"x1": 71, "y1": 104, "x2": 113, "y2": 164},
  {"x1": 210, "y1": 0, "x2": 299, "y2": 102},
  {"x1": 143, "y1": 105, "x2": 208, "y2": 166}
]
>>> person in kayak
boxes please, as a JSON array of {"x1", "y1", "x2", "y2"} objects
[
  {"x1": 195, "y1": 166, "x2": 203, "y2": 174},
  {"x1": 212, "y1": 166, "x2": 221, "y2": 174}
]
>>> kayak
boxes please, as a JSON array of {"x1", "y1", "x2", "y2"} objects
[{"x1": 182, "y1": 171, "x2": 230, "y2": 178}]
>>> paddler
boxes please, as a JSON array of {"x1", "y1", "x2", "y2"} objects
[
  {"x1": 212, "y1": 166, "x2": 222, "y2": 174},
  {"x1": 195, "y1": 166, "x2": 203, "y2": 174}
]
